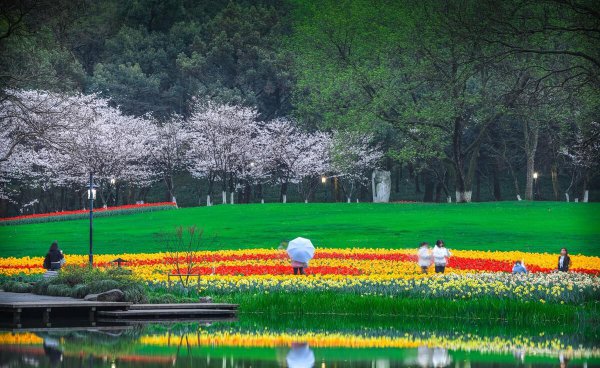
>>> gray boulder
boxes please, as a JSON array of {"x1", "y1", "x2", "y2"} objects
[
  {"x1": 199, "y1": 296, "x2": 213, "y2": 303},
  {"x1": 84, "y1": 289, "x2": 125, "y2": 302}
]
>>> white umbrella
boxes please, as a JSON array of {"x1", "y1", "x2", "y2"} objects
[{"x1": 286, "y1": 237, "x2": 315, "y2": 263}]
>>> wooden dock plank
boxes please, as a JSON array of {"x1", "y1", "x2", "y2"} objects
[
  {"x1": 98, "y1": 309, "x2": 236, "y2": 317},
  {"x1": 97, "y1": 317, "x2": 238, "y2": 324},
  {"x1": 130, "y1": 303, "x2": 238, "y2": 310}
]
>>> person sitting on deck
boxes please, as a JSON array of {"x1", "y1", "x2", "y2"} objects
[
  {"x1": 43, "y1": 241, "x2": 65, "y2": 279},
  {"x1": 512, "y1": 260, "x2": 527, "y2": 274}
]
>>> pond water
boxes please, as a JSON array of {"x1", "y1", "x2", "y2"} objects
[{"x1": 0, "y1": 315, "x2": 598, "y2": 367}]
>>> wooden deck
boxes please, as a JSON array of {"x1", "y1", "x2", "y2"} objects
[
  {"x1": 0, "y1": 292, "x2": 130, "y2": 328},
  {"x1": 0, "y1": 292, "x2": 238, "y2": 328},
  {"x1": 130, "y1": 303, "x2": 238, "y2": 310},
  {"x1": 98, "y1": 308, "x2": 236, "y2": 318},
  {"x1": 0, "y1": 291, "x2": 131, "y2": 308}
]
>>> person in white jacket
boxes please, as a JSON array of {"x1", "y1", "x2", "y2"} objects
[
  {"x1": 432, "y1": 240, "x2": 451, "y2": 273},
  {"x1": 417, "y1": 242, "x2": 432, "y2": 274}
]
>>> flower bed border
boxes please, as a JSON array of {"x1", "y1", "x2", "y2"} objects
[{"x1": 0, "y1": 202, "x2": 177, "y2": 226}]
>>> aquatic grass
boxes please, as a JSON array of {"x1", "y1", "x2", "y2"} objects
[{"x1": 216, "y1": 291, "x2": 598, "y2": 324}]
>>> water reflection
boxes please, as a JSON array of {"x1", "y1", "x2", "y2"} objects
[
  {"x1": 0, "y1": 317, "x2": 597, "y2": 367},
  {"x1": 416, "y1": 346, "x2": 451, "y2": 368},
  {"x1": 42, "y1": 336, "x2": 63, "y2": 367},
  {"x1": 286, "y1": 343, "x2": 315, "y2": 368}
]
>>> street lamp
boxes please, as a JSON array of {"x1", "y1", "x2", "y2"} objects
[
  {"x1": 321, "y1": 176, "x2": 327, "y2": 184},
  {"x1": 87, "y1": 173, "x2": 98, "y2": 267}
]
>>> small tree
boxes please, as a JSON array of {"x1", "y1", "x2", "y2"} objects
[{"x1": 161, "y1": 225, "x2": 205, "y2": 288}]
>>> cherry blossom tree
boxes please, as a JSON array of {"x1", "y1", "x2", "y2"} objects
[
  {"x1": 560, "y1": 121, "x2": 600, "y2": 202},
  {"x1": 330, "y1": 130, "x2": 383, "y2": 203},
  {"x1": 261, "y1": 118, "x2": 331, "y2": 203},
  {"x1": 0, "y1": 90, "x2": 95, "y2": 204},
  {"x1": 26, "y1": 95, "x2": 156, "y2": 207},
  {"x1": 185, "y1": 99, "x2": 260, "y2": 205},
  {"x1": 145, "y1": 114, "x2": 188, "y2": 203}
]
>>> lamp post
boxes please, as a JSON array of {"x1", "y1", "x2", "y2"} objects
[
  {"x1": 533, "y1": 172, "x2": 539, "y2": 200},
  {"x1": 87, "y1": 173, "x2": 97, "y2": 267}
]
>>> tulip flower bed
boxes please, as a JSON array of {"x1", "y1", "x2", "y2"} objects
[
  {"x1": 1, "y1": 248, "x2": 599, "y2": 315},
  {"x1": 2, "y1": 248, "x2": 599, "y2": 279},
  {"x1": 0, "y1": 202, "x2": 177, "y2": 225}
]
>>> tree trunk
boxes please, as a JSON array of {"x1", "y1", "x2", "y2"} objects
[
  {"x1": 523, "y1": 120, "x2": 539, "y2": 201},
  {"x1": 395, "y1": 165, "x2": 401, "y2": 193},
  {"x1": 423, "y1": 172, "x2": 434, "y2": 202},
  {"x1": 414, "y1": 174, "x2": 421, "y2": 193},
  {"x1": 452, "y1": 117, "x2": 470, "y2": 203},
  {"x1": 493, "y1": 160, "x2": 502, "y2": 201},
  {"x1": 525, "y1": 155, "x2": 535, "y2": 200},
  {"x1": 435, "y1": 183, "x2": 443, "y2": 202},
  {"x1": 551, "y1": 164, "x2": 560, "y2": 201},
  {"x1": 280, "y1": 181, "x2": 288, "y2": 203},
  {"x1": 475, "y1": 170, "x2": 481, "y2": 202}
]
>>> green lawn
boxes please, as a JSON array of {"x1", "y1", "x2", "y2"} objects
[{"x1": 0, "y1": 202, "x2": 599, "y2": 257}]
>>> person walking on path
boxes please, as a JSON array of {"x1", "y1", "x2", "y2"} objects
[
  {"x1": 558, "y1": 247, "x2": 571, "y2": 272},
  {"x1": 432, "y1": 240, "x2": 451, "y2": 273},
  {"x1": 43, "y1": 241, "x2": 65, "y2": 270},
  {"x1": 417, "y1": 242, "x2": 432, "y2": 274}
]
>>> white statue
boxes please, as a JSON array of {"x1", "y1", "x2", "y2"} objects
[{"x1": 372, "y1": 170, "x2": 391, "y2": 203}]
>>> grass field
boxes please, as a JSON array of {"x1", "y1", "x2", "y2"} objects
[{"x1": 0, "y1": 201, "x2": 599, "y2": 257}]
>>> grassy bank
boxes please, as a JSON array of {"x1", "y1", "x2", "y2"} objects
[{"x1": 1, "y1": 201, "x2": 599, "y2": 257}]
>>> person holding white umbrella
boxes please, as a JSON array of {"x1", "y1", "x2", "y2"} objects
[{"x1": 287, "y1": 237, "x2": 315, "y2": 275}]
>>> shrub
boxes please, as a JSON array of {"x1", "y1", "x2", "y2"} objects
[
  {"x1": 71, "y1": 284, "x2": 91, "y2": 298},
  {"x1": 2, "y1": 281, "x2": 33, "y2": 293},
  {"x1": 56, "y1": 265, "x2": 91, "y2": 286},
  {"x1": 148, "y1": 292, "x2": 178, "y2": 304},
  {"x1": 87, "y1": 279, "x2": 121, "y2": 294},
  {"x1": 26, "y1": 265, "x2": 149, "y2": 303},
  {"x1": 123, "y1": 284, "x2": 148, "y2": 304},
  {"x1": 32, "y1": 279, "x2": 52, "y2": 294},
  {"x1": 46, "y1": 284, "x2": 72, "y2": 297}
]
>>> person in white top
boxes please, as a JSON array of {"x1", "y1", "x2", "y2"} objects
[
  {"x1": 417, "y1": 242, "x2": 432, "y2": 274},
  {"x1": 432, "y1": 239, "x2": 451, "y2": 273}
]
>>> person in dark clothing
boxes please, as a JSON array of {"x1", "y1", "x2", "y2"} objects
[
  {"x1": 557, "y1": 247, "x2": 571, "y2": 272},
  {"x1": 43, "y1": 241, "x2": 64, "y2": 270}
]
